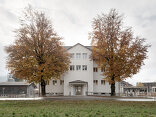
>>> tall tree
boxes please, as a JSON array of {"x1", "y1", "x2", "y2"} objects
[
  {"x1": 5, "y1": 6, "x2": 70, "y2": 96},
  {"x1": 90, "y1": 9, "x2": 150, "y2": 96}
]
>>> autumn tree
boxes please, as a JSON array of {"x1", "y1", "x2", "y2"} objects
[
  {"x1": 90, "y1": 9, "x2": 150, "y2": 96},
  {"x1": 5, "y1": 6, "x2": 70, "y2": 96}
]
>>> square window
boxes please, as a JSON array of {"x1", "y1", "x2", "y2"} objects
[
  {"x1": 76, "y1": 65, "x2": 81, "y2": 70},
  {"x1": 76, "y1": 53, "x2": 81, "y2": 59},
  {"x1": 70, "y1": 53, "x2": 74, "y2": 59},
  {"x1": 82, "y1": 65, "x2": 87, "y2": 70},
  {"x1": 101, "y1": 67, "x2": 105, "y2": 72},
  {"x1": 93, "y1": 67, "x2": 98, "y2": 72},
  {"x1": 101, "y1": 80, "x2": 105, "y2": 85},
  {"x1": 94, "y1": 80, "x2": 98, "y2": 85},
  {"x1": 82, "y1": 53, "x2": 87, "y2": 59},
  {"x1": 60, "y1": 80, "x2": 64, "y2": 85},
  {"x1": 70, "y1": 65, "x2": 75, "y2": 71},
  {"x1": 53, "y1": 80, "x2": 57, "y2": 85}
]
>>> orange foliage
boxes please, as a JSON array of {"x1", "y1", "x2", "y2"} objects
[
  {"x1": 5, "y1": 6, "x2": 70, "y2": 84},
  {"x1": 90, "y1": 9, "x2": 150, "y2": 95}
]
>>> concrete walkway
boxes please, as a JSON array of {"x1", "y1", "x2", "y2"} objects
[
  {"x1": 0, "y1": 97, "x2": 43, "y2": 100},
  {"x1": 0, "y1": 96, "x2": 155, "y2": 101},
  {"x1": 43, "y1": 96, "x2": 156, "y2": 101}
]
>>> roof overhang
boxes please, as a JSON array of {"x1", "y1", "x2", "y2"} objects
[
  {"x1": 69, "y1": 80, "x2": 88, "y2": 85},
  {"x1": 65, "y1": 43, "x2": 91, "y2": 51},
  {"x1": 123, "y1": 86, "x2": 147, "y2": 89},
  {"x1": 0, "y1": 82, "x2": 30, "y2": 86}
]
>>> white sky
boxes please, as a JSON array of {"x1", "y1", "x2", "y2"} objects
[{"x1": 0, "y1": 0, "x2": 156, "y2": 85}]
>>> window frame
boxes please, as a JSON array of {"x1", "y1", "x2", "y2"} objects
[
  {"x1": 53, "y1": 80, "x2": 57, "y2": 85},
  {"x1": 93, "y1": 80, "x2": 98, "y2": 85},
  {"x1": 76, "y1": 53, "x2": 81, "y2": 59},
  {"x1": 101, "y1": 80, "x2": 105, "y2": 85},
  {"x1": 101, "y1": 67, "x2": 105, "y2": 72},
  {"x1": 76, "y1": 65, "x2": 81, "y2": 70},
  {"x1": 70, "y1": 65, "x2": 75, "y2": 71},
  {"x1": 70, "y1": 53, "x2": 75, "y2": 59},
  {"x1": 93, "y1": 67, "x2": 98, "y2": 72},
  {"x1": 82, "y1": 53, "x2": 87, "y2": 59},
  {"x1": 60, "y1": 80, "x2": 64, "y2": 85},
  {"x1": 82, "y1": 65, "x2": 87, "y2": 71}
]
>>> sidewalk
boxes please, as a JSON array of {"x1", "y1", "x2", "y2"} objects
[{"x1": 0, "y1": 96, "x2": 155, "y2": 101}]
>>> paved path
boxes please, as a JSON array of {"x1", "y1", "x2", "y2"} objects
[
  {"x1": 42, "y1": 96, "x2": 156, "y2": 101},
  {"x1": 0, "y1": 96, "x2": 155, "y2": 101}
]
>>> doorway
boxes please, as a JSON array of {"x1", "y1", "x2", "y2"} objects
[{"x1": 75, "y1": 86, "x2": 82, "y2": 95}]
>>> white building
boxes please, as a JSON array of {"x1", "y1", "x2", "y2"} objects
[{"x1": 44, "y1": 43, "x2": 120, "y2": 96}]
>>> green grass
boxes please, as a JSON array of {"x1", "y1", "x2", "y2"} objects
[{"x1": 0, "y1": 100, "x2": 156, "y2": 117}]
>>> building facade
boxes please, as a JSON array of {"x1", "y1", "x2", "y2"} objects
[
  {"x1": 44, "y1": 43, "x2": 120, "y2": 96},
  {"x1": 0, "y1": 74, "x2": 35, "y2": 97},
  {"x1": 0, "y1": 82, "x2": 35, "y2": 97},
  {"x1": 123, "y1": 82, "x2": 156, "y2": 97}
]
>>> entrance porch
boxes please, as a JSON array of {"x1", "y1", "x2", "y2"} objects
[{"x1": 69, "y1": 80, "x2": 88, "y2": 96}]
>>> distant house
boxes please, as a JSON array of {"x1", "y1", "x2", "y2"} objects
[
  {"x1": 120, "y1": 81, "x2": 133, "y2": 94},
  {"x1": 142, "y1": 82, "x2": 156, "y2": 96},
  {"x1": 123, "y1": 86, "x2": 148, "y2": 96},
  {"x1": 0, "y1": 82, "x2": 35, "y2": 97},
  {"x1": 142, "y1": 82, "x2": 156, "y2": 93},
  {"x1": 0, "y1": 75, "x2": 36, "y2": 97},
  {"x1": 123, "y1": 82, "x2": 156, "y2": 97}
]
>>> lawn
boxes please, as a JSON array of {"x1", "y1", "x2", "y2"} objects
[{"x1": 0, "y1": 100, "x2": 155, "y2": 117}]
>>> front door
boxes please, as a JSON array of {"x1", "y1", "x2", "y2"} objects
[{"x1": 75, "y1": 86, "x2": 82, "y2": 95}]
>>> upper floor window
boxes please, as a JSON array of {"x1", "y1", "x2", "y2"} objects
[
  {"x1": 82, "y1": 65, "x2": 87, "y2": 71},
  {"x1": 94, "y1": 80, "x2": 98, "y2": 85},
  {"x1": 93, "y1": 67, "x2": 98, "y2": 72},
  {"x1": 70, "y1": 65, "x2": 75, "y2": 71},
  {"x1": 76, "y1": 53, "x2": 81, "y2": 59},
  {"x1": 53, "y1": 80, "x2": 57, "y2": 85},
  {"x1": 70, "y1": 53, "x2": 74, "y2": 59},
  {"x1": 60, "y1": 80, "x2": 64, "y2": 85},
  {"x1": 101, "y1": 67, "x2": 105, "y2": 72},
  {"x1": 76, "y1": 65, "x2": 81, "y2": 70},
  {"x1": 82, "y1": 53, "x2": 87, "y2": 59},
  {"x1": 101, "y1": 80, "x2": 105, "y2": 85}
]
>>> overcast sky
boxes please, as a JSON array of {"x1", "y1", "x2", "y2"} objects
[{"x1": 0, "y1": 0, "x2": 156, "y2": 85}]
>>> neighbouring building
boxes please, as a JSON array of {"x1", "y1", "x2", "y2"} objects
[
  {"x1": 123, "y1": 86, "x2": 148, "y2": 96},
  {"x1": 123, "y1": 82, "x2": 156, "y2": 96},
  {"x1": 142, "y1": 82, "x2": 156, "y2": 93},
  {"x1": 38, "y1": 43, "x2": 120, "y2": 96},
  {"x1": 142, "y1": 82, "x2": 156, "y2": 96},
  {"x1": 120, "y1": 81, "x2": 133, "y2": 95},
  {"x1": 0, "y1": 75, "x2": 35, "y2": 97}
]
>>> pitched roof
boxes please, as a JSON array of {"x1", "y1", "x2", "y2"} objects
[
  {"x1": 123, "y1": 86, "x2": 147, "y2": 89},
  {"x1": 64, "y1": 43, "x2": 91, "y2": 51},
  {"x1": 0, "y1": 82, "x2": 30, "y2": 86}
]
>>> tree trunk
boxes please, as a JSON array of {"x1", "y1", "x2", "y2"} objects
[
  {"x1": 41, "y1": 78, "x2": 46, "y2": 96},
  {"x1": 111, "y1": 82, "x2": 115, "y2": 96},
  {"x1": 111, "y1": 76, "x2": 115, "y2": 96}
]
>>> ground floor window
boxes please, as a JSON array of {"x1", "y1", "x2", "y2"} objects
[
  {"x1": 70, "y1": 65, "x2": 75, "y2": 71},
  {"x1": 94, "y1": 80, "x2": 98, "y2": 85},
  {"x1": 82, "y1": 65, "x2": 87, "y2": 71},
  {"x1": 93, "y1": 67, "x2": 98, "y2": 72},
  {"x1": 76, "y1": 65, "x2": 81, "y2": 70},
  {"x1": 60, "y1": 80, "x2": 64, "y2": 85},
  {"x1": 53, "y1": 80, "x2": 57, "y2": 85},
  {"x1": 101, "y1": 80, "x2": 105, "y2": 85}
]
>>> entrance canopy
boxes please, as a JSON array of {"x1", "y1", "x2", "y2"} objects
[{"x1": 69, "y1": 80, "x2": 87, "y2": 85}]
